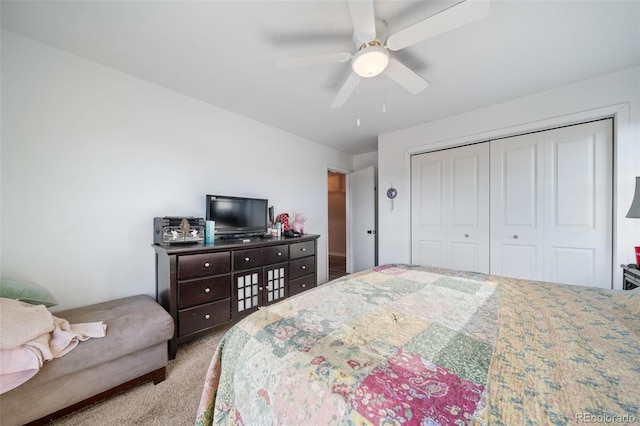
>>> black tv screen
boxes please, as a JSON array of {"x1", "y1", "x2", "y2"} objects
[{"x1": 206, "y1": 195, "x2": 268, "y2": 235}]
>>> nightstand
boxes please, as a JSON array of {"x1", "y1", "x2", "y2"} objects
[{"x1": 620, "y1": 264, "x2": 640, "y2": 290}]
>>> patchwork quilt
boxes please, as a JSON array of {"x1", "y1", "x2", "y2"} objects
[{"x1": 195, "y1": 264, "x2": 640, "y2": 425}]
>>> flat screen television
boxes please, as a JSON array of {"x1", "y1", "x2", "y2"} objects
[{"x1": 205, "y1": 195, "x2": 268, "y2": 236}]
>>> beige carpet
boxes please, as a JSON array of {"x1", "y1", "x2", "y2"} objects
[{"x1": 53, "y1": 324, "x2": 232, "y2": 426}]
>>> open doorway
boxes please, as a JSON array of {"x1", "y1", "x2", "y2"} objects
[{"x1": 328, "y1": 170, "x2": 348, "y2": 280}]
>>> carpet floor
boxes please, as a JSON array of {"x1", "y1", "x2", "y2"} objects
[{"x1": 52, "y1": 324, "x2": 232, "y2": 426}]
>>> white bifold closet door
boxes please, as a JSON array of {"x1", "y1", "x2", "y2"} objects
[
  {"x1": 410, "y1": 119, "x2": 613, "y2": 288},
  {"x1": 411, "y1": 142, "x2": 490, "y2": 273},
  {"x1": 490, "y1": 119, "x2": 613, "y2": 288}
]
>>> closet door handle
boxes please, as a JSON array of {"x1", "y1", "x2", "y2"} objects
[
  {"x1": 464, "y1": 234, "x2": 469, "y2": 238},
  {"x1": 513, "y1": 235, "x2": 519, "y2": 239}
]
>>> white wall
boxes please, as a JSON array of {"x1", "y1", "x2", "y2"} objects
[
  {"x1": 353, "y1": 151, "x2": 378, "y2": 171},
  {"x1": 1, "y1": 30, "x2": 353, "y2": 311},
  {"x1": 379, "y1": 67, "x2": 640, "y2": 289}
]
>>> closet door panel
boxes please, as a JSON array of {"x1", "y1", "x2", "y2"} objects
[
  {"x1": 449, "y1": 144, "x2": 490, "y2": 273},
  {"x1": 412, "y1": 154, "x2": 447, "y2": 268},
  {"x1": 452, "y1": 155, "x2": 480, "y2": 226},
  {"x1": 451, "y1": 242, "x2": 480, "y2": 272},
  {"x1": 500, "y1": 244, "x2": 538, "y2": 280},
  {"x1": 416, "y1": 241, "x2": 444, "y2": 268},
  {"x1": 544, "y1": 120, "x2": 612, "y2": 288},
  {"x1": 551, "y1": 247, "x2": 595, "y2": 287},
  {"x1": 412, "y1": 143, "x2": 489, "y2": 273},
  {"x1": 490, "y1": 133, "x2": 544, "y2": 280},
  {"x1": 504, "y1": 145, "x2": 538, "y2": 226},
  {"x1": 418, "y1": 160, "x2": 444, "y2": 226},
  {"x1": 553, "y1": 137, "x2": 595, "y2": 227}
]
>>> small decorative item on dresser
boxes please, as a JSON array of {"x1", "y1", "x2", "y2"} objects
[
  {"x1": 620, "y1": 264, "x2": 640, "y2": 290},
  {"x1": 205, "y1": 220, "x2": 215, "y2": 244},
  {"x1": 290, "y1": 213, "x2": 307, "y2": 234},
  {"x1": 154, "y1": 217, "x2": 205, "y2": 245}
]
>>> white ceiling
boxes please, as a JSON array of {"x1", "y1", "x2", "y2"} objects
[{"x1": 2, "y1": 1, "x2": 639, "y2": 155}]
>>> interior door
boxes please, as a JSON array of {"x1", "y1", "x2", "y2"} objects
[
  {"x1": 491, "y1": 119, "x2": 613, "y2": 288},
  {"x1": 411, "y1": 143, "x2": 490, "y2": 273},
  {"x1": 349, "y1": 166, "x2": 376, "y2": 272}
]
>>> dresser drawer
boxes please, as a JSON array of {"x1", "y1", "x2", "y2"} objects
[
  {"x1": 178, "y1": 252, "x2": 230, "y2": 280},
  {"x1": 234, "y1": 245, "x2": 288, "y2": 270},
  {"x1": 178, "y1": 275, "x2": 231, "y2": 309},
  {"x1": 178, "y1": 299, "x2": 231, "y2": 336},
  {"x1": 289, "y1": 256, "x2": 315, "y2": 280},
  {"x1": 289, "y1": 240, "x2": 315, "y2": 260},
  {"x1": 289, "y1": 274, "x2": 316, "y2": 297}
]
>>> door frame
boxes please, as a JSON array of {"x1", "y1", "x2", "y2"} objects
[{"x1": 326, "y1": 165, "x2": 352, "y2": 281}]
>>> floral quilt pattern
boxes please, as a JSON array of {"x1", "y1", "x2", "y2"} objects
[
  {"x1": 196, "y1": 264, "x2": 497, "y2": 426},
  {"x1": 195, "y1": 265, "x2": 639, "y2": 426}
]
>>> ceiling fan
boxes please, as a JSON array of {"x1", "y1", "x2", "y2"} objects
[{"x1": 277, "y1": 0, "x2": 490, "y2": 108}]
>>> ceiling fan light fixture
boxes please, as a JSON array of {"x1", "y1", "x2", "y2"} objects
[{"x1": 351, "y1": 45, "x2": 389, "y2": 78}]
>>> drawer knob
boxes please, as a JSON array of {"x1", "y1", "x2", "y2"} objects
[
  {"x1": 277, "y1": 252, "x2": 282, "y2": 256},
  {"x1": 204, "y1": 314, "x2": 211, "y2": 320},
  {"x1": 204, "y1": 288, "x2": 211, "y2": 293},
  {"x1": 259, "y1": 287, "x2": 263, "y2": 291},
  {"x1": 302, "y1": 284, "x2": 306, "y2": 288},
  {"x1": 245, "y1": 257, "x2": 250, "y2": 262},
  {"x1": 301, "y1": 265, "x2": 306, "y2": 270},
  {"x1": 301, "y1": 248, "x2": 306, "y2": 252},
  {"x1": 204, "y1": 262, "x2": 210, "y2": 268}
]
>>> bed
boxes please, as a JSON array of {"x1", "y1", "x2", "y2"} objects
[{"x1": 195, "y1": 264, "x2": 639, "y2": 425}]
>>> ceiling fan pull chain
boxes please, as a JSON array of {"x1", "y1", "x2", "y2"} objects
[
  {"x1": 382, "y1": 76, "x2": 387, "y2": 113},
  {"x1": 356, "y1": 81, "x2": 361, "y2": 127}
]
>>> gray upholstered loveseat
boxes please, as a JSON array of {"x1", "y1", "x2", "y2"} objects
[{"x1": 0, "y1": 294, "x2": 174, "y2": 425}]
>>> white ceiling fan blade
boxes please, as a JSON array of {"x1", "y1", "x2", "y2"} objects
[
  {"x1": 383, "y1": 57, "x2": 429, "y2": 94},
  {"x1": 387, "y1": 0, "x2": 490, "y2": 51},
  {"x1": 347, "y1": 0, "x2": 376, "y2": 44},
  {"x1": 331, "y1": 72, "x2": 361, "y2": 108},
  {"x1": 276, "y1": 52, "x2": 352, "y2": 69}
]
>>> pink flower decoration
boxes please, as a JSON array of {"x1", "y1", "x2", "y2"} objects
[
  {"x1": 311, "y1": 356, "x2": 326, "y2": 365},
  {"x1": 347, "y1": 359, "x2": 361, "y2": 369}
]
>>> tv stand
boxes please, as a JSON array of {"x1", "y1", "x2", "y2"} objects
[
  {"x1": 153, "y1": 234, "x2": 319, "y2": 358},
  {"x1": 218, "y1": 232, "x2": 264, "y2": 240},
  {"x1": 219, "y1": 234, "x2": 247, "y2": 240}
]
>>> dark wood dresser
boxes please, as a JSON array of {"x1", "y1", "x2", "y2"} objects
[{"x1": 153, "y1": 234, "x2": 319, "y2": 358}]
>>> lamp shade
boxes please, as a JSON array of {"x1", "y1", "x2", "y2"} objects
[{"x1": 626, "y1": 176, "x2": 640, "y2": 218}]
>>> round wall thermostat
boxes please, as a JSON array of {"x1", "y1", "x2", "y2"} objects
[{"x1": 386, "y1": 187, "x2": 397, "y2": 199}]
